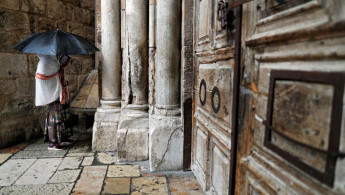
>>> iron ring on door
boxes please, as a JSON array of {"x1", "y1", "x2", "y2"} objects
[
  {"x1": 199, "y1": 79, "x2": 207, "y2": 106},
  {"x1": 211, "y1": 86, "x2": 221, "y2": 114}
]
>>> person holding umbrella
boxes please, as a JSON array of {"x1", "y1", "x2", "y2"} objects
[
  {"x1": 35, "y1": 54, "x2": 72, "y2": 150},
  {"x1": 14, "y1": 29, "x2": 99, "y2": 150}
]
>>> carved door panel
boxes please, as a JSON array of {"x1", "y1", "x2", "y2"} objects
[
  {"x1": 192, "y1": 0, "x2": 237, "y2": 194},
  {"x1": 235, "y1": 0, "x2": 345, "y2": 194}
]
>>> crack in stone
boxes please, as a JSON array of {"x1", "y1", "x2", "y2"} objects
[
  {"x1": 155, "y1": 127, "x2": 180, "y2": 170},
  {"x1": 127, "y1": 24, "x2": 133, "y2": 104},
  {"x1": 119, "y1": 129, "x2": 129, "y2": 149}
]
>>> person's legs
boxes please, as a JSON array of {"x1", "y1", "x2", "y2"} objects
[{"x1": 47, "y1": 101, "x2": 64, "y2": 150}]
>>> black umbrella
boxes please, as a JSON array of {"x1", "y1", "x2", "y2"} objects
[{"x1": 14, "y1": 29, "x2": 99, "y2": 55}]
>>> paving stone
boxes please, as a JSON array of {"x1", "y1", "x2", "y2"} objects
[
  {"x1": 15, "y1": 158, "x2": 63, "y2": 185},
  {"x1": 58, "y1": 157, "x2": 83, "y2": 170},
  {"x1": 12, "y1": 150, "x2": 67, "y2": 159},
  {"x1": 0, "y1": 154, "x2": 12, "y2": 165},
  {"x1": 107, "y1": 165, "x2": 140, "y2": 177},
  {"x1": 71, "y1": 166, "x2": 107, "y2": 194},
  {"x1": 0, "y1": 142, "x2": 30, "y2": 154},
  {"x1": 23, "y1": 143, "x2": 49, "y2": 150},
  {"x1": 77, "y1": 134, "x2": 92, "y2": 141},
  {"x1": 68, "y1": 141, "x2": 92, "y2": 153},
  {"x1": 168, "y1": 175, "x2": 204, "y2": 195},
  {"x1": 0, "y1": 159, "x2": 36, "y2": 186},
  {"x1": 96, "y1": 152, "x2": 116, "y2": 164},
  {"x1": 131, "y1": 176, "x2": 169, "y2": 195},
  {"x1": 67, "y1": 152, "x2": 95, "y2": 157},
  {"x1": 102, "y1": 178, "x2": 131, "y2": 195},
  {"x1": 0, "y1": 183, "x2": 74, "y2": 195},
  {"x1": 81, "y1": 156, "x2": 94, "y2": 166},
  {"x1": 48, "y1": 169, "x2": 81, "y2": 183}
]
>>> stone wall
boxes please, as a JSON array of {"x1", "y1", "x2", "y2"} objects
[{"x1": 0, "y1": 0, "x2": 95, "y2": 148}]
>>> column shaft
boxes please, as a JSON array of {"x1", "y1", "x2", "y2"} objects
[
  {"x1": 155, "y1": 0, "x2": 181, "y2": 112},
  {"x1": 101, "y1": 0, "x2": 121, "y2": 101},
  {"x1": 126, "y1": 0, "x2": 148, "y2": 106}
]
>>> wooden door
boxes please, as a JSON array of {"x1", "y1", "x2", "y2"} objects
[
  {"x1": 191, "y1": 0, "x2": 238, "y2": 194},
  {"x1": 235, "y1": 0, "x2": 345, "y2": 194}
]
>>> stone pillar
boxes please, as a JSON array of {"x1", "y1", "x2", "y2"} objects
[
  {"x1": 92, "y1": 0, "x2": 121, "y2": 151},
  {"x1": 117, "y1": 0, "x2": 149, "y2": 161},
  {"x1": 149, "y1": 0, "x2": 183, "y2": 171}
]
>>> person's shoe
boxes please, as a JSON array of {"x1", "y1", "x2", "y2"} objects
[
  {"x1": 61, "y1": 138, "x2": 74, "y2": 144},
  {"x1": 48, "y1": 145, "x2": 65, "y2": 150}
]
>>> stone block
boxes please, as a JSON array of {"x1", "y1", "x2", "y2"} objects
[
  {"x1": 48, "y1": 169, "x2": 81, "y2": 183},
  {"x1": 168, "y1": 175, "x2": 204, "y2": 195},
  {"x1": 12, "y1": 150, "x2": 67, "y2": 158},
  {"x1": 78, "y1": 75, "x2": 88, "y2": 88},
  {"x1": 73, "y1": 7, "x2": 94, "y2": 25},
  {"x1": 0, "y1": 159, "x2": 36, "y2": 186},
  {"x1": 0, "y1": 31, "x2": 27, "y2": 52},
  {"x1": 0, "y1": 0, "x2": 19, "y2": 10},
  {"x1": 0, "y1": 98, "x2": 33, "y2": 118},
  {"x1": 28, "y1": 54, "x2": 39, "y2": 76},
  {"x1": 72, "y1": 166, "x2": 107, "y2": 195},
  {"x1": 117, "y1": 115, "x2": 149, "y2": 161},
  {"x1": 0, "y1": 53, "x2": 27, "y2": 78},
  {"x1": 0, "y1": 79, "x2": 16, "y2": 95},
  {"x1": 81, "y1": 156, "x2": 94, "y2": 166},
  {"x1": 92, "y1": 121, "x2": 118, "y2": 151},
  {"x1": 107, "y1": 165, "x2": 140, "y2": 177},
  {"x1": 131, "y1": 177, "x2": 169, "y2": 195},
  {"x1": 64, "y1": 0, "x2": 81, "y2": 6},
  {"x1": 68, "y1": 140, "x2": 92, "y2": 153},
  {"x1": 29, "y1": 16, "x2": 56, "y2": 34},
  {"x1": 0, "y1": 9, "x2": 29, "y2": 32},
  {"x1": 23, "y1": 143, "x2": 48, "y2": 150},
  {"x1": 65, "y1": 75, "x2": 78, "y2": 95},
  {"x1": 66, "y1": 152, "x2": 94, "y2": 157},
  {"x1": 81, "y1": 0, "x2": 95, "y2": 10},
  {"x1": 16, "y1": 78, "x2": 35, "y2": 97},
  {"x1": 85, "y1": 84, "x2": 99, "y2": 108},
  {"x1": 117, "y1": 128, "x2": 149, "y2": 162},
  {"x1": 0, "y1": 183, "x2": 74, "y2": 195},
  {"x1": 96, "y1": 152, "x2": 116, "y2": 164},
  {"x1": 102, "y1": 178, "x2": 131, "y2": 194},
  {"x1": 0, "y1": 154, "x2": 12, "y2": 165},
  {"x1": 21, "y1": 0, "x2": 45, "y2": 14},
  {"x1": 15, "y1": 158, "x2": 63, "y2": 185},
  {"x1": 58, "y1": 157, "x2": 83, "y2": 170},
  {"x1": 149, "y1": 116, "x2": 183, "y2": 171},
  {"x1": 47, "y1": 0, "x2": 73, "y2": 20}
]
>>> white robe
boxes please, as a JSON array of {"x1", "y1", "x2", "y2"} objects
[{"x1": 35, "y1": 55, "x2": 62, "y2": 106}]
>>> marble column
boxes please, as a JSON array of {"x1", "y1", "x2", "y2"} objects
[
  {"x1": 149, "y1": 0, "x2": 183, "y2": 171},
  {"x1": 117, "y1": 0, "x2": 149, "y2": 161},
  {"x1": 92, "y1": 0, "x2": 121, "y2": 151}
]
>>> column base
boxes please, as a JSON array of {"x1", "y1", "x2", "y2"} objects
[
  {"x1": 92, "y1": 100, "x2": 121, "y2": 152},
  {"x1": 149, "y1": 115, "x2": 183, "y2": 171},
  {"x1": 117, "y1": 105, "x2": 149, "y2": 162}
]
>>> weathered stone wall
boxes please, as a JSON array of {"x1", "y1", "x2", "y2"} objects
[{"x1": 0, "y1": 0, "x2": 95, "y2": 148}]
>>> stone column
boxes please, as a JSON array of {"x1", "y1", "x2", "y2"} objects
[
  {"x1": 149, "y1": 0, "x2": 183, "y2": 171},
  {"x1": 117, "y1": 0, "x2": 149, "y2": 161},
  {"x1": 92, "y1": 0, "x2": 121, "y2": 151}
]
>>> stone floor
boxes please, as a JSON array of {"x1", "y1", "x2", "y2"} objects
[{"x1": 0, "y1": 133, "x2": 203, "y2": 195}]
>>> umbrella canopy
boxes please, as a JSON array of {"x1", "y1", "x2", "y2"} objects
[{"x1": 14, "y1": 29, "x2": 99, "y2": 55}]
